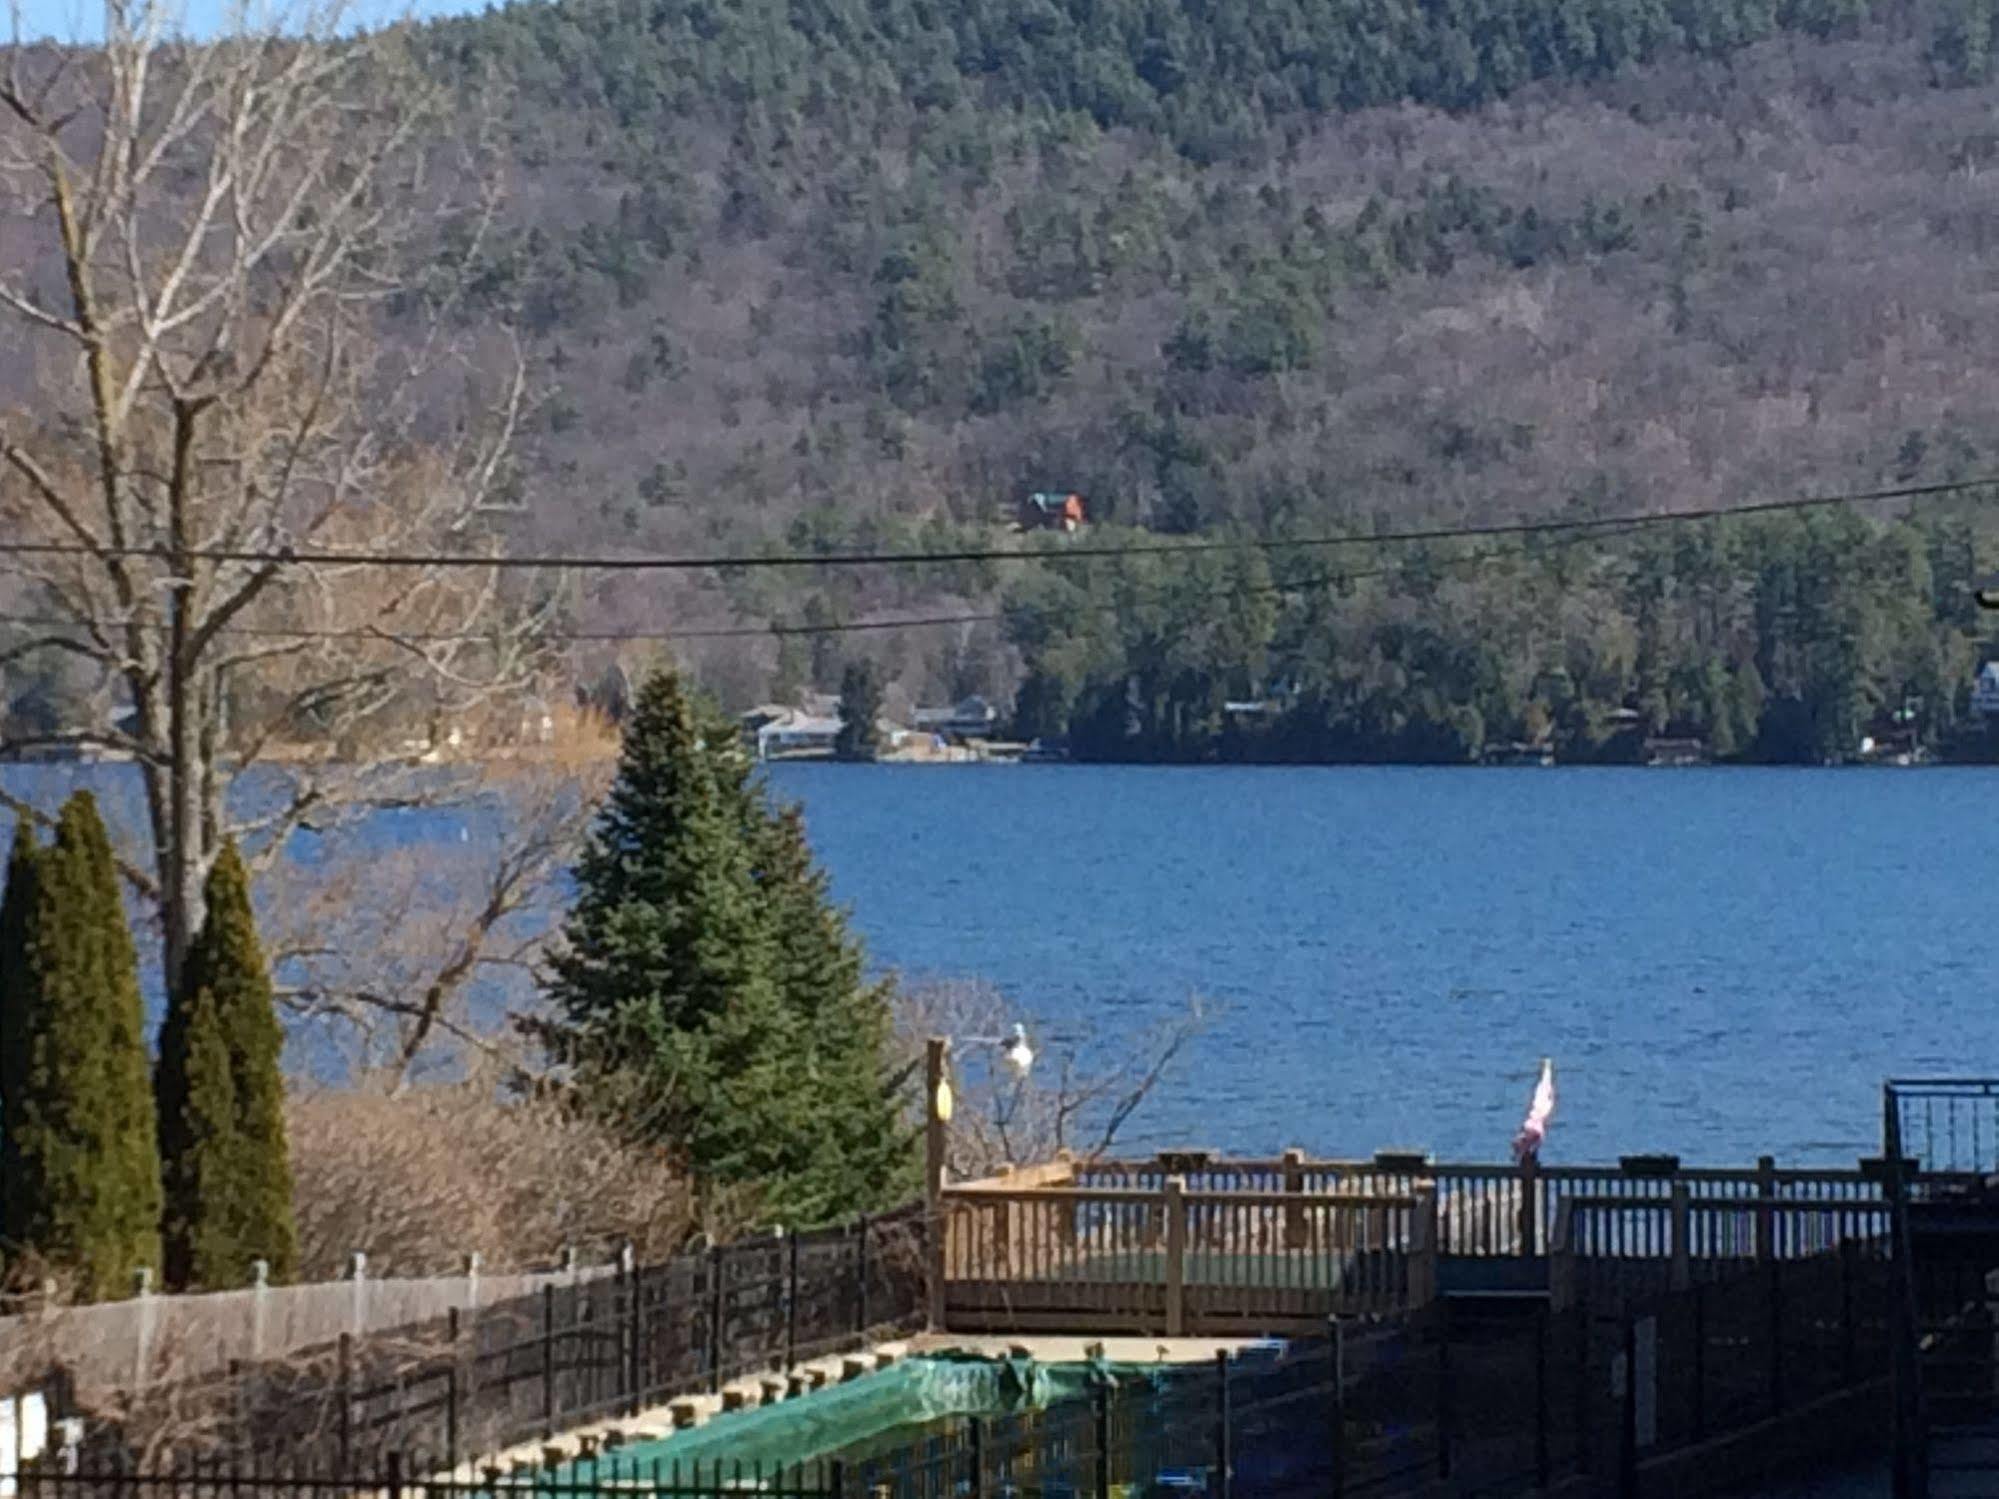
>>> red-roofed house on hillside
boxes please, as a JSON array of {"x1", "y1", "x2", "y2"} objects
[{"x1": 1019, "y1": 492, "x2": 1087, "y2": 532}]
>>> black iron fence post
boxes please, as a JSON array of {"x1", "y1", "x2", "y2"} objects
[
  {"x1": 1437, "y1": 1304, "x2": 1454, "y2": 1481},
  {"x1": 1883, "y1": 1113, "x2": 1926, "y2": 1499},
  {"x1": 1768, "y1": 1258, "x2": 1785, "y2": 1416},
  {"x1": 1619, "y1": 1315, "x2": 1638, "y2": 1499},
  {"x1": 855, "y1": 1216, "x2": 871, "y2": 1338},
  {"x1": 708, "y1": 1244, "x2": 727, "y2": 1395},
  {"x1": 626, "y1": 1253, "x2": 643, "y2": 1417},
  {"x1": 1094, "y1": 1381, "x2": 1112, "y2": 1499},
  {"x1": 1535, "y1": 1308, "x2": 1551, "y2": 1488},
  {"x1": 337, "y1": 1332, "x2": 353, "y2": 1471},
  {"x1": 786, "y1": 1230, "x2": 801, "y2": 1372},
  {"x1": 1841, "y1": 1238, "x2": 1857, "y2": 1387},
  {"x1": 1575, "y1": 1310, "x2": 1591, "y2": 1475},
  {"x1": 1331, "y1": 1318, "x2": 1348, "y2": 1499},
  {"x1": 1692, "y1": 1283, "x2": 1707, "y2": 1443},
  {"x1": 968, "y1": 1415, "x2": 986, "y2": 1499},
  {"x1": 542, "y1": 1283, "x2": 557, "y2": 1439},
  {"x1": 1215, "y1": 1351, "x2": 1233, "y2": 1499},
  {"x1": 446, "y1": 1306, "x2": 461, "y2": 1472},
  {"x1": 385, "y1": 1451, "x2": 403, "y2": 1499}
]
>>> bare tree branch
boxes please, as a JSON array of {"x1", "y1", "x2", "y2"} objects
[{"x1": 0, "y1": 0, "x2": 563, "y2": 983}]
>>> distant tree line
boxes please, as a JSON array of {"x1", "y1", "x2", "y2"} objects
[
  {"x1": 1001, "y1": 509, "x2": 1997, "y2": 765},
  {"x1": 436, "y1": 0, "x2": 1890, "y2": 161}
]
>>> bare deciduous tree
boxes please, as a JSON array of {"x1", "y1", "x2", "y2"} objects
[
  {"x1": 263, "y1": 759, "x2": 609, "y2": 1089},
  {"x1": 285, "y1": 1064, "x2": 698, "y2": 1277},
  {"x1": 0, "y1": 0, "x2": 559, "y2": 981},
  {"x1": 896, "y1": 978, "x2": 1207, "y2": 1179}
]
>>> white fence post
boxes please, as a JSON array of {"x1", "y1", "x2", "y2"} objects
[
  {"x1": 250, "y1": 1260, "x2": 270, "y2": 1360},
  {"x1": 348, "y1": 1252, "x2": 368, "y2": 1338},
  {"x1": 131, "y1": 1268, "x2": 156, "y2": 1388},
  {"x1": 465, "y1": 1252, "x2": 483, "y2": 1314}
]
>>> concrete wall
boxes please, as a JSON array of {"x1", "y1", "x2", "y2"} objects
[{"x1": 0, "y1": 1260, "x2": 617, "y2": 1395}]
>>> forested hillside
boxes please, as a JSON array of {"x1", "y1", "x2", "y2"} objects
[{"x1": 10, "y1": 0, "x2": 1999, "y2": 760}]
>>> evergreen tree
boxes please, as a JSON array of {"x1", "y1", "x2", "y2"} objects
[
  {"x1": 835, "y1": 661, "x2": 884, "y2": 761},
  {"x1": 542, "y1": 671, "x2": 801, "y2": 1207},
  {"x1": 756, "y1": 807, "x2": 913, "y2": 1217},
  {"x1": 0, "y1": 821, "x2": 41, "y2": 1257},
  {"x1": 157, "y1": 841, "x2": 297, "y2": 1290},
  {"x1": 543, "y1": 670, "x2": 775, "y2": 1076},
  {"x1": 6, "y1": 793, "x2": 161, "y2": 1300},
  {"x1": 542, "y1": 668, "x2": 909, "y2": 1224}
]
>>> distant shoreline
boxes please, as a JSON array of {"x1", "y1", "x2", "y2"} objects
[
  {"x1": 3, "y1": 745, "x2": 1988, "y2": 775},
  {"x1": 767, "y1": 754, "x2": 1979, "y2": 771}
]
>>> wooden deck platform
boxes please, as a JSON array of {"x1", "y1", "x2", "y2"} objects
[{"x1": 929, "y1": 1147, "x2": 1896, "y2": 1338}]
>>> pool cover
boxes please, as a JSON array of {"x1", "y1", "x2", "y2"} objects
[{"x1": 560, "y1": 1352, "x2": 1176, "y2": 1475}]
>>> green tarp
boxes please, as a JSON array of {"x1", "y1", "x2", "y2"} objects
[{"x1": 561, "y1": 1354, "x2": 1177, "y2": 1475}]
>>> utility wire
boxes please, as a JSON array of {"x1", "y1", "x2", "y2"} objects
[
  {"x1": 0, "y1": 474, "x2": 1989, "y2": 573},
  {"x1": 0, "y1": 522, "x2": 1655, "y2": 646}
]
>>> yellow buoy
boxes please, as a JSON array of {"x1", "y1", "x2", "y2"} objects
[{"x1": 934, "y1": 1077, "x2": 954, "y2": 1122}]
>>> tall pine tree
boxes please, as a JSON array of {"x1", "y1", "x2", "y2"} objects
[
  {"x1": 543, "y1": 671, "x2": 796, "y2": 1197},
  {"x1": 0, "y1": 821, "x2": 41, "y2": 1260},
  {"x1": 543, "y1": 670, "x2": 776, "y2": 1076},
  {"x1": 543, "y1": 668, "x2": 909, "y2": 1224},
  {"x1": 157, "y1": 841, "x2": 297, "y2": 1290},
  {"x1": 756, "y1": 806, "x2": 912, "y2": 1217},
  {"x1": 6, "y1": 793, "x2": 161, "y2": 1300}
]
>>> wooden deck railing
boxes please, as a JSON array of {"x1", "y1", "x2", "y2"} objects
[
  {"x1": 937, "y1": 1177, "x2": 1437, "y2": 1335},
  {"x1": 1071, "y1": 1151, "x2": 1887, "y2": 1257},
  {"x1": 1548, "y1": 1191, "x2": 1894, "y2": 1309},
  {"x1": 929, "y1": 1149, "x2": 1894, "y2": 1336}
]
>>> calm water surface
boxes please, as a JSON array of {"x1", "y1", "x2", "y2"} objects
[
  {"x1": 763, "y1": 764, "x2": 1996, "y2": 1167},
  {"x1": 3, "y1": 761, "x2": 1988, "y2": 1168}
]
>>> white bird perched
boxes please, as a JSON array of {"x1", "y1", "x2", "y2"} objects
[{"x1": 1004, "y1": 1023, "x2": 1035, "y2": 1078}]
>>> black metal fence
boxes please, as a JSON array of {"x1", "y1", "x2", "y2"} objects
[
  {"x1": 81, "y1": 1209, "x2": 926, "y2": 1474},
  {"x1": 852, "y1": 1246, "x2": 1890, "y2": 1498},
  {"x1": 22, "y1": 1458, "x2": 840, "y2": 1499},
  {"x1": 33, "y1": 1238, "x2": 1891, "y2": 1499},
  {"x1": 851, "y1": 1241, "x2": 1890, "y2": 1498},
  {"x1": 1886, "y1": 1077, "x2": 1999, "y2": 1178}
]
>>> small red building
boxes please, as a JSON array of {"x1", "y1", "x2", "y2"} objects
[{"x1": 1019, "y1": 491, "x2": 1087, "y2": 532}]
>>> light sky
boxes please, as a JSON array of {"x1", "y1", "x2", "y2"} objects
[{"x1": 9, "y1": 0, "x2": 487, "y2": 43}]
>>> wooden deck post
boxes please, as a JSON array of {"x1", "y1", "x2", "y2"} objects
[
  {"x1": 1549, "y1": 1199, "x2": 1575, "y2": 1312},
  {"x1": 1054, "y1": 1149, "x2": 1079, "y2": 1249},
  {"x1": 1410, "y1": 1186, "x2": 1439, "y2": 1307},
  {"x1": 1283, "y1": 1149, "x2": 1308, "y2": 1250},
  {"x1": 1755, "y1": 1155, "x2": 1777, "y2": 1262},
  {"x1": 1669, "y1": 1184, "x2": 1692, "y2": 1291},
  {"x1": 1164, "y1": 1176, "x2": 1188, "y2": 1337},
  {"x1": 926, "y1": 1037, "x2": 949, "y2": 1331},
  {"x1": 1518, "y1": 1153, "x2": 1540, "y2": 1257}
]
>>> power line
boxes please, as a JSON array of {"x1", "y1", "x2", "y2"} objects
[
  {"x1": 0, "y1": 474, "x2": 1989, "y2": 573},
  {"x1": 0, "y1": 521, "x2": 1652, "y2": 646}
]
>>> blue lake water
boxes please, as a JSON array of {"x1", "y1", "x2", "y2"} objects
[
  {"x1": 3, "y1": 760, "x2": 1991, "y2": 1169},
  {"x1": 762, "y1": 763, "x2": 1996, "y2": 1169}
]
